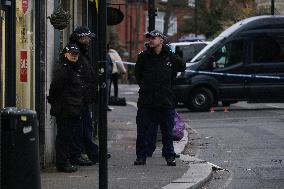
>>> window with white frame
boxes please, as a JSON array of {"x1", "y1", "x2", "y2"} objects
[
  {"x1": 145, "y1": 11, "x2": 177, "y2": 36},
  {"x1": 188, "y1": 0, "x2": 195, "y2": 7}
]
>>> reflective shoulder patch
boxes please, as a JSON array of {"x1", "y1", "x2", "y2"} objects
[{"x1": 138, "y1": 50, "x2": 145, "y2": 55}]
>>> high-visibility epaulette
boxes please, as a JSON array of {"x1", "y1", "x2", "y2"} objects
[{"x1": 138, "y1": 50, "x2": 146, "y2": 55}]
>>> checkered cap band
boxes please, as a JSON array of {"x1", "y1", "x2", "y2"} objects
[
  {"x1": 145, "y1": 30, "x2": 164, "y2": 39},
  {"x1": 64, "y1": 44, "x2": 80, "y2": 53},
  {"x1": 77, "y1": 31, "x2": 92, "y2": 37},
  {"x1": 74, "y1": 26, "x2": 96, "y2": 38}
]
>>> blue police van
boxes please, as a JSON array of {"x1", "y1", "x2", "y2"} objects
[{"x1": 175, "y1": 16, "x2": 284, "y2": 111}]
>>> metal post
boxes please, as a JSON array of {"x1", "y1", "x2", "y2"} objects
[
  {"x1": 125, "y1": 3, "x2": 128, "y2": 56},
  {"x1": 271, "y1": 0, "x2": 275, "y2": 15},
  {"x1": 89, "y1": 1, "x2": 99, "y2": 137},
  {"x1": 194, "y1": 0, "x2": 197, "y2": 37},
  {"x1": 35, "y1": 0, "x2": 44, "y2": 167},
  {"x1": 148, "y1": 0, "x2": 155, "y2": 31},
  {"x1": 97, "y1": 0, "x2": 108, "y2": 188},
  {"x1": 35, "y1": 0, "x2": 41, "y2": 126}
]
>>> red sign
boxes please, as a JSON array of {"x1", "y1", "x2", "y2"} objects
[
  {"x1": 22, "y1": 0, "x2": 28, "y2": 14},
  {"x1": 20, "y1": 50, "x2": 28, "y2": 82}
]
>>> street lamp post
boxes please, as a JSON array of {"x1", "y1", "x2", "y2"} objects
[
  {"x1": 271, "y1": 0, "x2": 275, "y2": 15},
  {"x1": 194, "y1": 0, "x2": 197, "y2": 37},
  {"x1": 97, "y1": 0, "x2": 108, "y2": 188},
  {"x1": 148, "y1": 0, "x2": 155, "y2": 31}
]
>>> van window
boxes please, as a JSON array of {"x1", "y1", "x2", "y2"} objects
[
  {"x1": 253, "y1": 34, "x2": 284, "y2": 63},
  {"x1": 176, "y1": 46, "x2": 195, "y2": 62},
  {"x1": 175, "y1": 43, "x2": 207, "y2": 62},
  {"x1": 211, "y1": 39, "x2": 244, "y2": 68}
]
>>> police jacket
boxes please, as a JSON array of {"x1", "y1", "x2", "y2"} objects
[
  {"x1": 48, "y1": 56, "x2": 97, "y2": 118},
  {"x1": 72, "y1": 41, "x2": 99, "y2": 103},
  {"x1": 135, "y1": 45, "x2": 186, "y2": 108},
  {"x1": 77, "y1": 49, "x2": 98, "y2": 104}
]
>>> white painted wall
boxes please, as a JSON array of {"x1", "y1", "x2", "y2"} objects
[
  {"x1": 44, "y1": 0, "x2": 56, "y2": 166},
  {"x1": 43, "y1": 0, "x2": 86, "y2": 166}
]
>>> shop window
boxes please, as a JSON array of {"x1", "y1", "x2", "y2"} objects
[
  {"x1": 60, "y1": 0, "x2": 86, "y2": 51},
  {"x1": 145, "y1": 12, "x2": 177, "y2": 36},
  {"x1": 15, "y1": 0, "x2": 35, "y2": 109}
]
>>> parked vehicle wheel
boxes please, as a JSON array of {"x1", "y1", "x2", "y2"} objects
[{"x1": 187, "y1": 87, "x2": 214, "y2": 111}]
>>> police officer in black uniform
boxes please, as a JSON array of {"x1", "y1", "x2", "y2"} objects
[
  {"x1": 69, "y1": 26, "x2": 111, "y2": 164},
  {"x1": 48, "y1": 43, "x2": 96, "y2": 172},
  {"x1": 134, "y1": 30, "x2": 186, "y2": 166}
]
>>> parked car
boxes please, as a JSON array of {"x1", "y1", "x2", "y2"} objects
[
  {"x1": 175, "y1": 16, "x2": 284, "y2": 111},
  {"x1": 170, "y1": 41, "x2": 209, "y2": 63}
]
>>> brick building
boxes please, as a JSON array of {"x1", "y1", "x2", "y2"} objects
[{"x1": 112, "y1": 0, "x2": 194, "y2": 61}]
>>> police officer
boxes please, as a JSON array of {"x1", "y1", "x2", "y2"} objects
[
  {"x1": 48, "y1": 43, "x2": 91, "y2": 172},
  {"x1": 69, "y1": 26, "x2": 111, "y2": 164},
  {"x1": 134, "y1": 30, "x2": 186, "y2": 166},
  {"x1": 66, "y1": 26, "x2": 100, "y2": 165}
]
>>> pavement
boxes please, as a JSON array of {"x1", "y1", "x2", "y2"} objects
[{"x1": 41, "y1": 85, "x2": 213, "y2": 189}]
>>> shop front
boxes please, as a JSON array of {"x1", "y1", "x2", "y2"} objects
[
  {"x1": 43, "y1": 0, "x2": 96, "y2": 165},
  {"x1": 0, "y1": 0, "x2": 36, "y2": 109},
  {"x1": 15, "y1": 0, "x2": 35, "y2": 109},
  {"x1": 0, "y1": 0, "x2": 43, "y2": 167},
  {"x1": 1, "y1": 0, "x2": 97, "y2": 166}
]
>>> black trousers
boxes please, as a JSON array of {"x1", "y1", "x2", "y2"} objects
[
  {"x1": 110, "y1": 73, "x2": 119, "y2": 98},
  {"x1": 70, "y1": 106, "x2": 99, "y2": 162},
  {"x1": 55, "y1": 116, "x2": 82, "y2": 167},
  {"x1": 136, "y1": 108, "x2": 176, "y2": 160}
]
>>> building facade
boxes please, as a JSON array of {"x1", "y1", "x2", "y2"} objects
[
  {"x1": 0, "y1": 0, "x2": 98, "y2": 166},
  {"x1": 113, "y1": 0, "x2": 193, "y2": 61}
]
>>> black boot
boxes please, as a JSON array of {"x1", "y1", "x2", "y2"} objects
[
  {"x1": 162, "y1": 153, "x2": 180, "y2": 158},
  {"x1": 107, "y1": 153, "x2": 111, "y2": 159},
  {"x1": 92, "y1": 153, "x2": 111, "y2": 164},
  {"x1": 166, "y1": 158, "x2": 176, "y2": 166},
  {"x1": 57, "y1": 164, "x2": 78, "y2": 173},
  {"x1": 70, "y1": 157, "x2": 94, "y2": 166},
  {"x1": 134, "y1": 158, "x2": 146, "y2": 165}
]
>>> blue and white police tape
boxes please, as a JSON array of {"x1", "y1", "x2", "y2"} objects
[
  {"x1": 120, "y1": 61, "x2": 284, "y2": 80},
  {"x1": 185, "y1": 70, "x2": 284, "y2": 80},
  {"x1": 117, "y1": 61, "x2": 136, "y2": 66}
]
